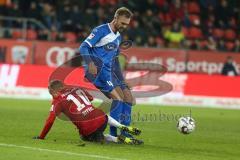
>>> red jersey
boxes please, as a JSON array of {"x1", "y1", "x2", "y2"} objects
[{"x1": 39, "y1": 87, "x2": 106, "y2": 139}]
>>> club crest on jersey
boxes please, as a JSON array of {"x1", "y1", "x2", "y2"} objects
[
  {"x1": 88, "y1": 33, "x2": 95, "y2": 39},
  {"x1": 104, "y1": 42, "x2": 117, "y2": 51}
]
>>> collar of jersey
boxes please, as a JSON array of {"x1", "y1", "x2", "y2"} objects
[{"x1": 108, "y1": 23, "x2": 118, "y2": 35}]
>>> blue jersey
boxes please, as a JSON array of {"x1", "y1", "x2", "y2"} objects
[
  {"x1": 83, "y1": 23, "x2": 121, "y2": 68},
  {"x1": 79, "y1": 23, "x2": 126, "y2": 94}
]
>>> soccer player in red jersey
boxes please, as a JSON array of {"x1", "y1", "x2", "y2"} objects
[{"x1": 34, "y1": 80, "x2": 142, "y2": 144}]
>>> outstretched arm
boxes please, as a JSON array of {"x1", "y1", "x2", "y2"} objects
[{"x1": 36, "y1": 110, "x2": 56, "y2": 139}]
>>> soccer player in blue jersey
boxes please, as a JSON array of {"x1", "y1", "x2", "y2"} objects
[{"x1": 79, "y1": 7, "x2": 136, "y2": 137}]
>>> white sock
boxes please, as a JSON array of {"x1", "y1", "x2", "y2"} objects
[
  {"x1": 104, "y1": 134, "x2": 118, "y2": 143},
  {"x1": 107, "y1": 115, "x2": 123, "y2": 128}
]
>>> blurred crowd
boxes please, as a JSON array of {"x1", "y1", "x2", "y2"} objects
[{"x1": 0, "y1": 0, "x2": 239, "y2": 52}]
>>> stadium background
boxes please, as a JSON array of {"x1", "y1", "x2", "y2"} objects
[
  {"x1": 0, "y1": 0, "x2": 240, "y2": 160},
  {"x1": 0, "y1": 0, "x2": 239, "y2": 108}
]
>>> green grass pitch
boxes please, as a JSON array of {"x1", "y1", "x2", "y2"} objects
[{"x1": 0, "y1": 98, "x2": 240, "y2": 160}]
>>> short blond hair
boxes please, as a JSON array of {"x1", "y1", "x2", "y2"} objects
[
  {"x1": 48, "y1": 80, "x2": 64, "y2": 91},
  {"x1": 114, "y1": 7, "x2": 133, "y2": 18}
]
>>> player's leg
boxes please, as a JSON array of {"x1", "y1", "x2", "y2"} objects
[
  {"x1": 107, "y1": 115, "x2": 141, "y2": 135},
  {"x1": 120, "y1": 87, "x2": 135, "y2": 136},
  {"x1": 107, "y1": 77, "x2": 135, "y2": 137},
  {"x1": 108, "y1": 86, "x2": 125, "y2": 136},
  {"x1": 104, "y1": 116, "x2": 142, "y2": 144},
  {"x1": 109, "y1": 86, "x2": 124, "y2": 100},
  {"x1": 104, "y1": 134, "x2": 143, "y2": 145},
  {"x1": 88, "y1": 66, "x2": 125, "y2": 136},
  {"x1": 89, "y1": 82, "x2": 124, "y2": 136},
  {"x1": 81, "y1": 115, "x2": 108, "y2": 143},
  {"x1": 104, "y1": 134, "x2": 118, "y2": 142},
  {"x1": 122, "y1": 87, "x2": 136, "y2": 105},
  {"x1": 107, "y1": 114, "x2": 123, "y2": 128}
]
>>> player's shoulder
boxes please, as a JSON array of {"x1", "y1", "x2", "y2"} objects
[
  {"x1": 52, "y1": 95, "x2": 65, "y2": 105},
  {"x1": 51, "y1": 88, "x2": 72, "y2": 103},
  {"x1": 60, "y1": 87, "x2": 84, "y2": 96},
  {"x1": 93, "y1": 23, "x2": 111, "y2": 34},
  {"x1": 51, "y1": 89, "x2": 71, "y2": 108},
  {"x1": 95, "y1": 23, "x2": 108, "y2": 30},
  {"x1": 50, "y1": 98, "x2": 59, "y2": 112}
]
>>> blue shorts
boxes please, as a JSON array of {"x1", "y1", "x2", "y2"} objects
[{"x1": 85, "y1": 66, "x2": 127, "y2": 97}]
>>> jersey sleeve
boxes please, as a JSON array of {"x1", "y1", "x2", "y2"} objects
[
  {"x1": 79, "y1": 26, "x2": 104, "y2": 64},
  {"x1": 84, "y1": 27, "x2": 104, "y2": 47},
  {"x1": 38, "y1": 102, "x2": 64, "y2": 139},
  {"x1": 39, "y1": 106, "x2": 56, "y2": 139}
]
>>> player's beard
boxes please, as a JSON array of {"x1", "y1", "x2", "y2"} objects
[{"x1": 118, "y1": 26, "x2": 126, "y2": 33}]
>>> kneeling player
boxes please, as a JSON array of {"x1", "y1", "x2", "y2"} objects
[{"x1": 34, "y1": 80, "x2": 143, "y2": 144}]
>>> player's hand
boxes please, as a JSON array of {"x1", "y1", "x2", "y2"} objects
[
  {"x1": 33, "y1": 136, "x2": 44, "y2": 140},
  {"x1": 88, "y1": 62, "x2": 97, "y2": 75},
  {"x1": 124, "y1": 81, "x2": 132, "y2": 89}
]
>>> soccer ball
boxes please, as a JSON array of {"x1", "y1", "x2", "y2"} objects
[{"x1": 177, "y1": 116, "x2": 195, "y2": 134}]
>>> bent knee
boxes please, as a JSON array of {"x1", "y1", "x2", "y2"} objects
[
  {"x1": 123, "y1": 96, "x2": 136, "y2": 105},
  {"x1": 109, "y1": 88, "x2": 124, "y2": 101}
]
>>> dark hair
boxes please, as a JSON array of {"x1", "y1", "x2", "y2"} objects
[
  {"x1": 114, "y1": 7, "x2": 133, "y2": 18},
  {"x1": 48, "y1": 80, "x2": 64, "y2": 91}
]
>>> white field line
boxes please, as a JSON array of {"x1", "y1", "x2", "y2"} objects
[{"x1": 0, "y1": 143, "x2": 127, "y2": 160}]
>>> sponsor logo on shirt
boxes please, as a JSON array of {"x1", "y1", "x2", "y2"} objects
[{"x1": 88, "y1": 33, "x2": 95, "y2": 40}]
